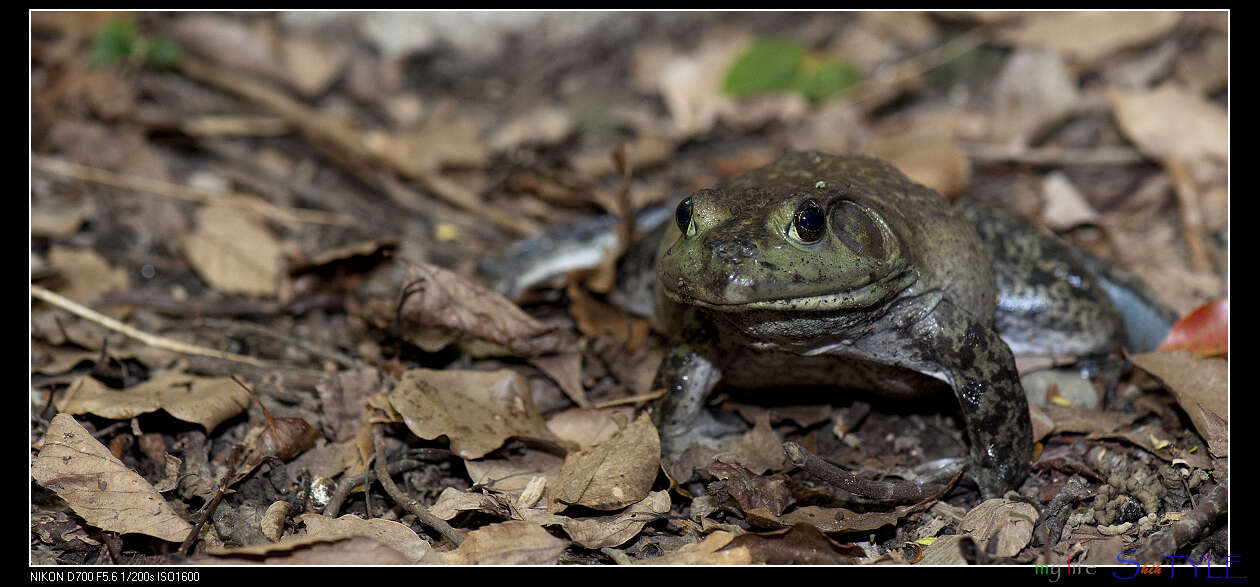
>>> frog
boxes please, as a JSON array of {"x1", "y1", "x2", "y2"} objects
[{"x1": 650, "y1": 151, "x2": 1135, "y2": 498}]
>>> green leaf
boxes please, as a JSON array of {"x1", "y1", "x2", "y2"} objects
[
  {"x1": 89, "y1": 19, "x2": 138, "y2": 67},
  {"x1": 722, "y1": 38, "x2": 806, "y2": 96},
  {"x1": 798, "y1": 59, "x2": 861, "y2": 102},
  {"x1": 145, "y1": 38, "x2": 184, "y2": 69}
]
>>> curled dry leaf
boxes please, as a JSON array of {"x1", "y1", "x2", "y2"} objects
[
  {"x1": 430, "y1": 487, "x2": 515, "y2": 521},
  {"x1": 427, "y1": 521, "x2": 568, "y2": 565},
  {"x1": 958, "y1": 498, "x2": 1039, "y2": 558},
  {"x1": 246, "y1": 417, "x2": 323, "y2": 469},
  {"x1": 632, "y1": 530, "x2": 751, "y2": 565},
  {"x1": 463, "y1": 448, "x2": 565, "y2": 502},
  {"x1": 396, "y1": 261, "x2": 577, "y2": 357},
  {"x1": 552, "y1": 412, "x2": 659, "y2": 511},
  {"x1": 386, "y1": 368, "x2": 565, "y2": 459},
  {"x1": 201, "y1": 535, "x2": 412, "y2": 565},
  {"x1": 261, "y1": 501, "x2": 292, "y2": 542},
  {"x1": 524, "y1": 490, "x2": 671, "y2": 549},
  {"x1": 31, "y1": 414, "x2": 193, "y2": 543},
  {"x1": 708, "y1": 461, "x2": 794, "y2": 517},
  {"x1": 55, "y1": 372, "x2": 251, "y2": 433},
  {"x1": 299, "y1": 514, "x2": 433, "y2": 563},
  {"x1": 1127, "y1": 350, "x2": 1228, "y2": 458}
]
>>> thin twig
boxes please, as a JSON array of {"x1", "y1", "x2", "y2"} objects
[
  {"x1": 960, "y1": 142, "x2": 1148, "y2": 166},
  {"x1": 180, "y1": 480, "x2": 227, "y2": 556},
  {"x1": 323, "y1": 459, "x2": 425, "y2": 519},
  {"x1": 30, "y1": 154, "x2": 354, "y2": 227},
  {"x1": 32, "y1": 285, "x2": 278, "y2": 369},
  {"x1": 589, "y1": 388, "x2": 667, "y2": 409},
  {"x1": 200, "y1": 318, "x2": 366, "y2": 370},
  {"x1": 372, "y1": 425, "x2": 465, "y2": 546}
]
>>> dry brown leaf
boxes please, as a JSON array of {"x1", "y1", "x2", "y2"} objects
[
  {"x1": 630, "y1": 29, "x2": 749, "y2": 138},
  {"x1": 31, "y1": 414, "x2": 193, "y2": 543},
  {"x1": 315, "y1": 368, "x2": 387, "y2": 442},
  {"x1": 430, "y1": 487, "x2": 515, "y2": 521},
  {"x1": 279, "y1": 35, "x2": 348, "y2": 97},
  {"x1": 45, "y1": 247, "x2": 129, "y2": 306},
  {"x1": 463, "y1": 448, "x2": 565, "y2": 502},
  {"x1": 868, "y1": 120, "x2": 971, "y2": 198},
  {"x1": 31, "y1": 197, "x2": 95, "y2": 238},
  {"x1": 958, "y1": 498, "x2": 1038, "y2": 558},
  {"x1": 990, "y1": 49, "x2": 1079, "y2": 147},
  {"x1": 528, "y1": 352, "x2": 588, "y2": 407},
  {"x1": 1108, "y1": 84, "x2": 1228, "y2": 163},
  {"x1": 546, "y1": 407, "x2": 637, "y2": 449},
  {"x1": 1041, "y1": 171, "x2": 1100, "y2": 230},
  {"x1": 728, "y1": 524, "x2": 861, "y2": 565},
  {"x1": 396, "y1": 261, "x2": 577, "y2": 357},
  {"x1": 996, "y1": 12, "x2": 1181, "y2": 67},
  {"x1": 387, "y1": 368, "x2": 564, "y2": 459},
  {"x1": 778, "y1": 504, "x2": 919, "y2": 534},
  {"x1": 1088, "y1": 422, "x2": 1212, "y2": 471},
  {"x1": 709, "y1": 461, "x2": 794, "y2": 517},
  {"x1": 298, "y1": 514, "x2": 433, "y2": 563},
  {"x1": 201, "y1": 535, "x2": 412, "y2": 565},
  {"x1": 917, "y1": 534, "x2": 970, "y2": 565},
  {"x1": 1128, "y1": 350, "x2": 1227, "y2": 458},
  {"x1": 428, "y1": 521, "x2": 568, "y2": 565},
  {"x1": 55, "y1": 372, "x2": 251, "y2": 433},
  {"x1": 524, "y1": 490, "x2": 671, "y2": 549},
  {"x1": 182, "y1": 205, "x2": 285, "y2": 297},
  {"x1": 551, "y1": 412, "x2": 659, "y2": 511},
  {"x1": 632, "y1": 530, "x2": 751, "y2": 565}
]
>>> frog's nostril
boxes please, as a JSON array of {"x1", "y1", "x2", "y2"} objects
[{"x1": 712, "y1": 242, "x2": 759, "y2": 264}]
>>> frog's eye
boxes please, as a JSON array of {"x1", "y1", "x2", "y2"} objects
[
  {"x1": 792, "y1": 199, "x2": 826, "y2": 243},
  {"x1": 675, "y1": 197, "x2": 694, "y2": 235}
]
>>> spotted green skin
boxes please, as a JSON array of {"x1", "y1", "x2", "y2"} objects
[{"x1": 652, "y1": 152, "x2": 1122, "y2": 498}]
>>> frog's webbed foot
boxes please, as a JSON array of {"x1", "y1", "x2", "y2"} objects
[{"x1": 914, "y1": 299, "x2": 1034, "y2": 498}]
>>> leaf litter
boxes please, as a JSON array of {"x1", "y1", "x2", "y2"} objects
[{"x1": 31, "y1": 11, "x2": 1227, "y2": 565}]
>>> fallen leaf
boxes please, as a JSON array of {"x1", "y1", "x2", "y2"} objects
[
  {"x1": 32, "y1": 414, "x2": 193, "y2": 543},
  {"x1": 428, "y1": 521, "x2": 568, "y2": 565},
  {"x1": 315, "y1": 368, "x2": 388, "y2": 442},
  {"x1": 546, "y1": 407, "x2": 637, "y2": 449},
  {"x1": 279, "y1": 35, "x2": 348, "y2": 97},
  {"x1": 525, "y1": 490, "x2": 671, "y2": 549},
  {"x1": 958, "y1": 498, "x2": 1038, "y2": 558},
  {"x1": 430, "y1": 487, "x2": 515, "y2": 521},
  {"x1": 45, "y1": 247, "x2": 129, "y2": 306},
  {"x1": 551, "y1": 412, "x2": 659, "y2": 510},
  {"x1": 298, "y1": 514, "x2": 433, "y2": 563},
  {"x1": 1041, "y1": 171, "x2": 1100, "y2": 230},
  {"x1": 727, "y1": 524, "x2": 861, "y2": 564},
  {"x1": 709, "y1": 461, "x2": 794, "y2": 517},
  {"x1": 1127, "y1": 350, "x2": 1227, "y2": 458},
  {"x1": 387, "y1": 368, "x2": 564, "y2": 459},
  {"x1": 633, "y1": 530, "x2": 751, "y2": 565},
  {"x1": 1157, "y1": 299, "x2": 1228, "y2": 357},
  {"x1": 996, "y1": 12, "x2": 1181, "y2": 67},
  {"x1": 396, "y1": 261, "x2": 577, "y2": 357},
  {"x1": 463, "y1": 448, "x2": 565, "y2": 503},
  {"x1": 869, "y1": 117, "x2": 971, "y2": 198},
  {"x1": 182, "y1": 204, "x2": 285, "y2": 297},
  {"x1": 55, "y1": 372, "x2": 251, "y2": 433},
  {"x1": 990, "y1": 50, "x2": 1079, "y2": 147},
  {"x1": 1108, "y1": 84, "x2": 1228, "y2": 163},
  {"x1": 201, "y1": 535, "x2": 412, "y2": 565}
]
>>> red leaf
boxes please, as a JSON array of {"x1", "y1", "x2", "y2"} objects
[{"x1": 1157, "y1": 299, "x2": 1228, "y2": 358}]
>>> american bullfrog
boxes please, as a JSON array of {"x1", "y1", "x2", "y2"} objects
[{"x1": 650, "y1": 151, "x2": 1142, "y2": 498}]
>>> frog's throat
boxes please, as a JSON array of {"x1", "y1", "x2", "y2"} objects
[{"x1": 662, "y1": 269, "x2": 918, "y2": 312}]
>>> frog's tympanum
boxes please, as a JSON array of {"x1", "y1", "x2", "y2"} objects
[{"x1": 652, "y1": 151, "x2": 1126, "y2": 498}]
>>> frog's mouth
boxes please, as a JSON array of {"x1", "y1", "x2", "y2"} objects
[{"x1": 661, "y1": 269, "x2": 916, "y2": 312}]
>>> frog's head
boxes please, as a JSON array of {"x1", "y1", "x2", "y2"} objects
[{"x1": 657, "y1": 180, "x2": 917, "y2": 312}]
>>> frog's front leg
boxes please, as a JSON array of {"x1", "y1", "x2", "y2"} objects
[
  {"x1": 649, "y1": 344, "x2": 722, "y2": 461},
  {"x1": 912, "y1": 298, "x2": 1033, "y2": 498}
]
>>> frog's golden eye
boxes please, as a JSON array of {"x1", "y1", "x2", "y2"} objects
[
  {"x1": 675, "y1": 197, "x2": 694, "y2": 235},
  {"x1": 793, "y1": 199, "x2": 826, "y2": 243}
]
